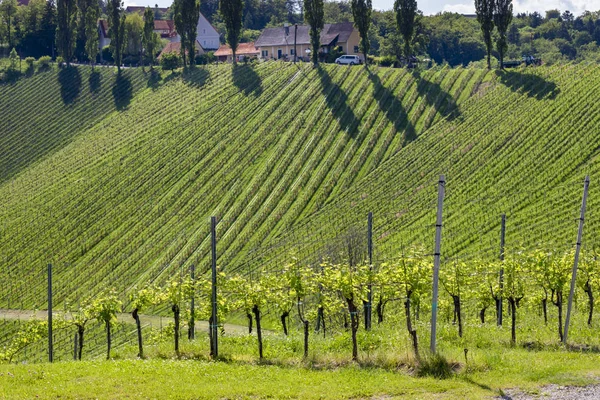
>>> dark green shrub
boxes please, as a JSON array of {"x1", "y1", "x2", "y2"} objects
[
  {"x1": 416, "y1": 353, "x2": 454, "y2": 379},
  {"x1": 161, "y1": 52, "x2": 181, "y2": 72},
  {"x1": 38, "y1": 56, "x2": 52, "y2": 70}
]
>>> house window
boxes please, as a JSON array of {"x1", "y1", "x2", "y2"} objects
[
  {"x1": 204, "y1": 40, "x2": 206, "y2": 45},
  {"x1": 262, "y1": 50, "x2": 268, "y2": 57},
  {"x1": 203, "y1": 29, "x2": 206, "y2": 34},
  {"x1": 290, "y1": 49, "x2": 295, "y2": 55},
  {"x1": 354, "y1": 46, "x2": 359, "y2": 53}
]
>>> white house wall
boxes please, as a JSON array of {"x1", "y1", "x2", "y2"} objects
[{"x1": 196, "y1": 13, "x2": 220, "y2": 50}]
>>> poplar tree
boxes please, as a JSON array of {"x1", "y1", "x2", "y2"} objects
[
  {"x1": 0, "y1": 0, "x2": 17, "y2": 48},
  {"x1": 173, "y1": 0, "x2": 200, "y2": 67},
  {"x1": 394, "y1": 0, "x2": 417, "y2": 64},
  {"x1": 494, "y1": 0, "x2": 512, "y2": 69},
  {"x1": 79, "y1": 0, "x2": 99, "y2": 66},
  {"x1": 56, "y1": 0, "x2": 77, "y2": 65},
  {"x1": 143, "y1": 7, "x2": 158, "y2": 68},
  {"x1": 350, "y1": 0, "x2": 371, "y2": 66},
  {"x1": 304, "y1": 0, "x2": 323, "y2": 66},
  {"x1": 475, "y1": 0, "x2": 495, "y2": 69},
  {"x1": 219, "y1": 0, "x2": 244, "y2": 64},
  {"x1": 107, "y1": 0, "x2": 126, "y2": 72}
]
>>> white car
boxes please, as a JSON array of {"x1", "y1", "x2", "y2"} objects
[{"x1": 335, "y1": 55, "x2": 362, "y2": 65}]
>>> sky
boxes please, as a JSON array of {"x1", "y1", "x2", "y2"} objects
[{"x1": 124, "y1": 0, "x2": 600, "y2": 16}]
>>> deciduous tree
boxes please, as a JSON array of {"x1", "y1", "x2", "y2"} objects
[
  {"x1": 219, "y1": 0, "x2": 243, "y2": 63},
  {"x1": 142, "y1": 7, "x2": 158, "y2": 68},
  {"x1": 393, "y1": 0, "x2": 417, "y2": 64},
  {"x1": 107, "y1": 0, "x2": 126, "y2": 71},
  {"x1": 350, "y1": 0, "x2": 371, "y2": 66},
  {"x1": 56, "y1": 0, "x2": 77, "y2": 64},
  {"x1": 304, "y1": 0, "x2": 323, "y2": 65},
  {"x1": 474, "y1": 0, "x2": 495, "y2": 69}
]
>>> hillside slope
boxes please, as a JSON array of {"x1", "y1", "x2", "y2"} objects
[{"x1": 0, "y1": 63, "x2": 484, "y2": 307}]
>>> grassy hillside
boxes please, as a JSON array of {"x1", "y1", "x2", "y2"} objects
[{"x1": 0, "y1": 62, "x2": 485, "y2": 308}]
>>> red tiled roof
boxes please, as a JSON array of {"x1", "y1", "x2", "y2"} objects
[
  {"x1": 153, "y1": 20, "x2": 177, "y2": 38},
  {"x1": 214, "y1": 43, "x2": 259, "y2": 57},
  {"x1": 159, "y1": 40, "x2": 205, "y2": 58},
  {"x1": 98, "y1": 19, "x2": 109, "y2": 37}
]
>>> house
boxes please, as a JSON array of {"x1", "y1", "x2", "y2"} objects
[
  {"x1": 158, "y1": 40, "x2": 205, "y2": 59},
  {"x1": 154, "y1": 20, "x2": 178, "y2": 42},
  {"x1": 196, "y1": 13, "x2": 220, "y2": 51},
  {"x1": 255, "y1": 22, "x2": 361, "y2": 61},
  {"x1": 214, "y1": 43, "x2": 259, "y2": 62},
  {"x1": 98, "y1": 19, "x2": 110, "y2": 49}
]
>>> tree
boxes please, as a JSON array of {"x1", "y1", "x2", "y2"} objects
[
  {"x1": 90, "y1": 292, "x2": 122, "y2": 360},
  {"x1": 107, "y1": 0, "x2": 125, "y2": 71},
  {"x1": 124, "y1": 13, "x2": 143, "y2": 65},
  {"x1": 56, "y1": 0, "x2": 77, "y2": 65},
  {"x1": 160, "y1": 51, "x2": 180, "y2": 71},
  {"x1": 78, "y1": 0, "x2": 99, "y2": 65},
  {"x1": 350, "y1": 0, "x2": 371, "y2": 66},
  {"x1": 0, "y1": 0, "x2": 17, "y2": 48},
  {"x1": 304, "y1": 0, "x2": 323, "y2": 65},
  {"x1": 494, "y1": 0, "x2": 513, "y2": 69},
  {"x1": 219, "y1": 0, "x2": 244, "y2": 64},
  {"x1": 40, "y1": 0, "x2": 57, "y2": 57},
  {"x1": 474, "y1": 0, "x2": 495, "y2": 69},
  {"x1": 142, "y1": 7, "x2": 158, "y2": 68},
  {"x1": 393, "y1": 0, "x2": 417, "y2": 64}
]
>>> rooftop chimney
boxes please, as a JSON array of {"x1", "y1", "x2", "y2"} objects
[{"x1": 284, "y1": 23, "x2": 289, "y2": 36}]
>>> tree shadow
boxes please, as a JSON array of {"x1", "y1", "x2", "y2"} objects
[
  {"x1": 368, "y1": 70, "x2": 417, "y2": 143},
  {"x1": 146, "y1": 69, "x2": 161, "y2": 90},
  {"x1": 496, "y1": 70, "x2": 560, "y2": 100},
  {"x1": 182, "y1": 67, "x2": 209, "y2": 89},
  {"x1": 317, "y1": 67, "x2": 359, "y2": 137},
  {"x1": 232, "y1": 64, "x2": 262, "y2": 97},
  {"x1": 412, "y1": 69, "x2": 459, "y2": 122},
  {"x1": 58, "y1": 66, "x2": 82, "y2": 105},
  {"x1": 112, "y1": 73, "x2": 133, "y2": 111},
  {"x1": 89, "y1": 70, "x2": 101, "y2": 94}
]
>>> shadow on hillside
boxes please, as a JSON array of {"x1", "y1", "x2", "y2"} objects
[
  {"x1": 89, "y1": 70, "x2": 101, "y2": 94},
  {"x1": 317, "y1": 66, "x2": 359, "y2": 137},
  {"x1": 147, "y1": 69, "x2": 161, "y2": 90},
  {"x1": 183, "y1": 67, "x2": 209, "y2": 88},
  {"x1": 232, "y1": 64, "x2": 262, "y2": 96},
  {"x1": 496, "y1": 70, "x2": 559, "y2": 100},
  {"x1": 412, "y1": 70, "x2": 459, "y2": 122},
  {"x1": 58, "y1": 66, "x2": 82, "y2": 105},
  {"x1": 368, "y1": 71, "x2": 417, "y2": 143},
  {"x1": 112, "y1": 73, "x2": 133, "y2": 110}
]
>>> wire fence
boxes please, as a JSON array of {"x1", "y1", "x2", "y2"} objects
[{"x1": 2, "y1": 174, "x2": 600, "y2": 362}]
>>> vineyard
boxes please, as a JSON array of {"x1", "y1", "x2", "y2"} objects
[{"x1": 2, "y1": 61, "x2": 600, "y2": 391}]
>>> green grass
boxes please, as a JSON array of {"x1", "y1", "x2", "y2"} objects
[{"x1": 0, "y1": 348, "x2": 598, "y2": 399}]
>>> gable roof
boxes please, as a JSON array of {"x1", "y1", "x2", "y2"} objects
[
  {"x1": 255, "y1": 22, "x2": 356, "y2": 48},
  {"x1": 214, "y1": 43, "x2": 259, "y2": 57},
  {"x1": 159, "y1": 40, "x2": 205, "y2": 58},
  {"x1": 98, "y1": 19, "x2": 109, "y2": 38}
]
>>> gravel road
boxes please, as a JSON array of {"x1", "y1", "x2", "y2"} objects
[{"x1": 500, "y1": 384, "x2": 600, "y2": 399}]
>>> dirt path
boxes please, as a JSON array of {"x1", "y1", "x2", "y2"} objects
[
  {"x1": 500, "y1": 384, "x2": 600, "y2": 399},
  {"x1": 0, "y1": 309, "x2": 251, "y2": 334}
]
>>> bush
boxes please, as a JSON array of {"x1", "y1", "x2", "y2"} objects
[
  {"x1": 56, "y1": 56, "x2": 65, "y2": 67},
  {"x1": 195, "y1": 52, "x2": 216, "y2": 65},
  {"x1": 416, "y1": 353, "x2": 454, "y2": 379},
  {"x1": 24, "y1": 57, "x2": 35, "y2": 72},
  {"x1": 38, "y1": 56, "x2": 51, "y2": 70},
  {"x1": 161, "y1": 52, "x2": 181, "y2": 71},
  {"x1": 8, "y1": 48, "x2": 19, "y2": 71},
  {"x1": 102, "y1": 46, "x2": 113, "y2": 63},
  {"x1": 374, "y1": 55, "x2": 396, "y2": 67}
]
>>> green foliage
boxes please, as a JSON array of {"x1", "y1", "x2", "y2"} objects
[
  {"x1": 160, "y1": 51, "x2": 181, "y2": 71},
  {"x1": 393, "y1": 0, "x2": 417, "y2": 60},
  {"x1": 77, "y1": 0, "x2": 99, "y2": 64},
  {"x1": 90, "y1": 292, "x2": 122, "y2": 326},
  {"x1": 0, "y1": 320, "x2": 47, "y2": 362},
  {"x1": 416, "y1": 353, "x2": 453, "y2": 379},
  {"x1": 350, "y1": 0, "x2": 372, "y2": 65},
  {"x1": 475, "y1": 0, "x2": 495, "y2": 68},
  {"x1": 494, "y1": 0, "x2": 513, "y2": 68},
  {"x1": 56, "y1": 0, "x2": 77, "y2": 64},
  {"x1": 124, "y1": 13, "x2": 143, "y2": 60},
  {"x1": 38, "y1": 55, "x2": 51, "y2": 69},
  {"x1": 142, "y1": 7, "x2": 159, "y2": 67},
  {"x1": 219, "y1": 0, "x2": 243, "y2": 62},
  {"x1": 8, "y1": 47, "x2": 18, "y2": 70},
  {"x1": 107, "y1": 0, "x2": 126, "y2": 71},
  {"x1": 304, "y1": 0, "x2": 324, "y2": 65}
]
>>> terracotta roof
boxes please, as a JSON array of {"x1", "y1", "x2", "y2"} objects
[
  {"x1": 214, "y1": 43, "x2": 259, "y2": 57},
  {"x1": 159, "y1": 40, "x2": 205, "y2": 58},
  {"x1": 98, "y1": 19, "x2": 109, "y2": 37},
  {"x1": 126, "y1": 6, "x2": 169, "y2": 13},
  {"x1": 255, "y1": 22, "x2": 356, "y2": 47}
]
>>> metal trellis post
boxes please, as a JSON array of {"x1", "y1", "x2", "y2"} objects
[
  {"x1": 563, "y1": 175, "x2": 590, "y2": 344},
  {"x1": 498, "y1": 214, "x2": 506, "y2": 326},
  {"x1": 430, "y1": 175, "x2": 446, "y2": 354},
  {"x1": 210, "y1": 216, "x2": 219, "y2": 358},
  {"x1": 365, "y1": 212, "x2": 373, "y2": 330}
]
